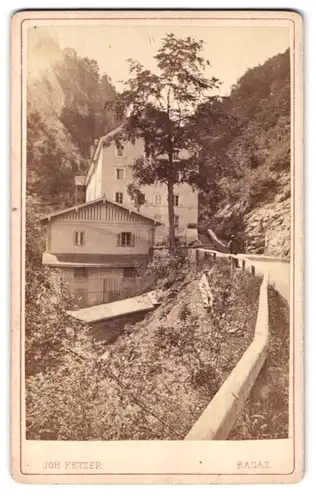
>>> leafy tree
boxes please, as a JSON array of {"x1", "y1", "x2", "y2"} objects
[
  {"x1": 126, "y1": 182, "x2": 146, "y2": 212},
  {"x1": 107, "y1": 33, "x2": 221, "y2": 250},
  {"x1": 25, "y1": 195, "x2": 92, "y2": 376}
]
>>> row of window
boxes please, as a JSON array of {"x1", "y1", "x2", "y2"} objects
[
  {"x1": 115, "y1": 168, "x2": 181, "y2": 183},
  {"x1": 115, "y1": 192, "x2": 180, "y2": 206},
  {"x1": 114, "y1": 144, "x2": 180, "y2": 162},
  {"x1": 74, "y1": 214, "x2": 181, "y2": 248},
  {"x1": 73, "y1": 230, "x2": 136, "y2": 247}
]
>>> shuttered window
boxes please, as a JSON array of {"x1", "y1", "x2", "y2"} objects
[
  {"x1": 74, "y1": 230, "x2": 85, "y2": 246},
  {"x1": 117, "y1": 232, "x2": 135, "y2": 247}
]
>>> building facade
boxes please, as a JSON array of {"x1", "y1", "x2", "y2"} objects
[
  {"x1": 84, "y1": 127, "x2": 199, "y2": 244},
  {"x1": 41, "y1": 197, "x2": 160, "y2": 307}
]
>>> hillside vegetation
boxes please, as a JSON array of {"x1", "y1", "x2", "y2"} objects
[
  {"x1": 26, "y1": 258, "x2": 261, "y2": 440},
  {"x1": 199, "y1": 50, "x2": 290, "y2": 257},
  {"x1": 27, "y1": 37, "x2": 118, "y2": 210}
]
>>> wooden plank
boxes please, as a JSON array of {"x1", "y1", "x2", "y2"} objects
[{"x1": 68, "y1": 292, "x2": 156, "y2": 324}]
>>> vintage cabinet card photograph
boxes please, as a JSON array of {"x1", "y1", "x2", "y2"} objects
[{"x1": 11, "y1": 10, "x2": 304, "y2": 484}]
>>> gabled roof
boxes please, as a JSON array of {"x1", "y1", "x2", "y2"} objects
[
  {"x1": 40, "y1": 196, "x2": 163, "y2": 225},
  {"x1": 85, "y1": 124, "x2": 125, "y2": 186}
]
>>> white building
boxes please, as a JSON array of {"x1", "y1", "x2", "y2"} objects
[{"x1": 80, "y1": 126, "x2": 199, "y2": 245}]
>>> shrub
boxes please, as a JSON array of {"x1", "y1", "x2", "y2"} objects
[
  {"x1": 154, "y1": 326, "x2": 181, "y2": 349},
  {"x1": 190, "y1": 364, "x2": 220, "y2": 399},
  {"x1": 146, "y1": 253, "x2": 189, "y2": 290}
]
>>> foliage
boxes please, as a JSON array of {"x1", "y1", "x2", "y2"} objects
[
  {"x1": 25, "y1": 195, "x2": 93, "y2": 377},
  {"x1": 27, "y1": 40, "x2": 118, "y2": 210},
  {"x1": 26, "y1": 261, "x2": 262, "y2": 440},
  {"x1": 145, "y1": 251, "x2": 189, "y2": 290},
  {"x1": 126, "y1": 182, "x2": 146, "y2": 212},
  {"x1": 198, "y1": 49, "x2": 291, "y2": 245},
  {"x1": 27, "y1": 117, "x2": 80, "y2": 204},
  {"x1": 55, "y1": 51, "x2": 118, "y2": 156},
  {"x1": 107, "y1": 33, "x2": 221, "y2": 249}
]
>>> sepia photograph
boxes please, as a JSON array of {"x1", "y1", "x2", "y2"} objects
[{"x1": 11, "y1": 10, "x2": 303, "y2": 484}]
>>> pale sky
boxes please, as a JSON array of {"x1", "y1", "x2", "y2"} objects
[{"x1": 28, "y1": 25, "x2": 290, "y2": 95}]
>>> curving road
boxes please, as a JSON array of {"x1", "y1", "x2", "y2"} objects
[
  {"x1": 197, "y1": 246, "x2": 290, "y2": 304},
  {"x1": 242, "y1": 257, "x2": 290, "y2": 304},
  {"x1": 200, "y1": 229, "x2": 291, "y2": 304}
]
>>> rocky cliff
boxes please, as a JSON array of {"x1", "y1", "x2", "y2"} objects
[{"x1": 27, "y1": 36, "x2": 118, "y2": 210}]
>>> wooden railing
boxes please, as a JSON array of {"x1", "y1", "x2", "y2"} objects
[
  {"x1": 191, "y1": 248, "x2": 258, "y2": 277},
  {"x1": 185, "y1": 249, "x2": 269, "y2": 440}
]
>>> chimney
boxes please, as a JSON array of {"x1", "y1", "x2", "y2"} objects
[{"x1": 74, "y1": 176, "x2": 86, "y2": 205}]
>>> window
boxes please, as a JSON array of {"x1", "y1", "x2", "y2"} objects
[
  {"x1": 123, "y1": 267, "x2": 136, "y2": 278},
  {"x1": 115, "y1": 144, "x2": 125, "y2": 157},
  {"x1": 173, "y1": 171, "x2": 180, "y2": 182},
  {"x1": 73, "y1": 267, "x2": 88, "y2": 279},
  {"x1": 173, "y1": 150, "x2": 180, "y2": 161},
  {"x1": 116, "y1": 168, "x2": 125, "y2": 180},
  {"x1": 117, "y1": 232, "x2": 135, "y2": 247},
  {"x1": 138, "y1": 192, "x2": 146, "y2": 204},
  {"x1": 115, "y1": 192, "x2": 124, "y2": 204},
  {"x1": 154, "y1": 194, "x2": 161, "y2": 206},
  {"x1": 74, "y1": 230, "x2": 85, "y2": 246},
  {"x1": 174, "y1": 215, "x2": 180, "y2": 229},
  {"x1": 173, "y1": 195, "x2": 179, "y2": 206}
]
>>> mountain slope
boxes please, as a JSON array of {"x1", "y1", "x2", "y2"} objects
[
  {"x1": 27, "y1": 37, "x2": 118, "y2": 210},
  {"x1": 199, "y1": 50, "x2": 291, "y2": 257}
]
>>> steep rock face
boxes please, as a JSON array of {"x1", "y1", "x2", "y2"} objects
[
  {"x1": 244, "y1": 198, "x2": 291, "y2": 257},
  {"x1": 27, "y1": 36, "x2": 118, "y2": 211},
  {"x1": 213, "y1": 171, "x2": 291, "y2": 257}
]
